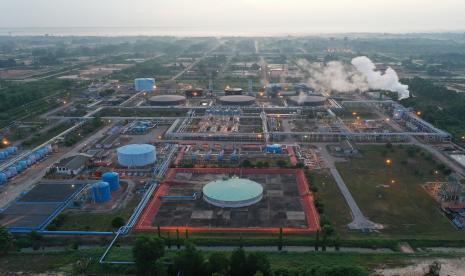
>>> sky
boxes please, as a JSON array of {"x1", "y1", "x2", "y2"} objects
[{"x1": 1, "y1": 0, "x2": 465, "y2": 34}]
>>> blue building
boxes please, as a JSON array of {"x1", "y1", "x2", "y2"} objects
[{"x1": 134, "y1": 78, "x2": 155, "y2": 92}]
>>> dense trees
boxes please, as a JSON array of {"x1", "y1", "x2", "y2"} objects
[
  {"x1": 0, "y1": 225, "x2": 13, "y2": 254},
  {"x1": 401, "y1": 77, "x2": 465, "y2": 140},
  {"x1": 132, "y1": 238, "x2": 274, "y2": 276},
  {"x1": 133, "y1": 236, "x2": 165, "y2": 275}
]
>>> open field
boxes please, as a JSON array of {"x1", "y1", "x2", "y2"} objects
[
  {"x1": 51, "y1": 194, "x2": 141, "y2": 231},
  {"x1": 335, "y1": 145, "x2": 462, "y2": 239}
]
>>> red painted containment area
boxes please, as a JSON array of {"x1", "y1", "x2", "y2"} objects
[{"x1": 135, "y1": 168, "x2": 320, "y2": 234}]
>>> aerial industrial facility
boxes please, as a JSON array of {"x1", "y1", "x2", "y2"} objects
[{"x1": 1, "y1": 36, "x2": 465, "y2": 272}]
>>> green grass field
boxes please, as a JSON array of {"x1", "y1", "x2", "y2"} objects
[
  {"x1": 332, "y1": 145, "x2": 463, "y2": 239},
  {"x1": 1, "y1": 247, "x2": 461, "y2": 275},
  {"x1": 51, "y1": 195, "x2": 140, "y2": 231}
]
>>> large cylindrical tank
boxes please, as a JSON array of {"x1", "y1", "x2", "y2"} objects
[
  {"x1": 117, "y1": 144, "x2": 156, "y2": 167},
  {"x1": 102, "y1": 172, "x2": 120, "y2": 192},
  {"x1": 0, "y1": 172, "x2": 7, "y2": 185},
  {"x1": 92, "y1": 182, "x2": 112, "y2": 203}
]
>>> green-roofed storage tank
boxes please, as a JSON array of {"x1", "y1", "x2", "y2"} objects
[{"x1": 202, "y1": 177, "x2": 263, "y2": 208}]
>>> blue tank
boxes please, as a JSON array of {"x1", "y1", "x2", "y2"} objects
[
  {"x1": 19, "y1": 160, "x2": 28, "y2": 171},
  {"x1": 266, "y1": 144, "x2": 283, "y2": 154},
  {"x1": 0, "y1": 151, "x2": 6, "y2": 159},
  {"x1": 33, "y1": 152, "x2": 42, "y2": 160},
  {"x1": 192, "y1": 150, "x2": 199, "y2": 162},
  {"x1": 92, "y1": 181, "x2": 112, "y2": 203},
  {"x1": 7, "y1": 166, "x2": 17, "y2": 177},
  {"x1": 44, "y1": 144, "x2": 52, "y2": 153},
  {"x1": 218, "y1": 150, "x2": 224, "y2": 161},
  {"x1": 15, "y1": 164, "x2": 23, "y2": 173},
  {"x1": 28, "y1": 154, "x2": 37, "y2": 164},
  {"x1": 231, "y1": 150, "x2": 238, "y2": 161},
  {"x1": 0, "y1": 172, "x2": 7, "y2": 185},
  {"x1": 102, "y1": 172, "x2": 120, "y2": 192},
  {"x1": 6, "y1": 147, "x2": 17, "y2": 155}
]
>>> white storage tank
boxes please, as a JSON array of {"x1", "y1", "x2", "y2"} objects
[{"x1": 117, "y1": 144, "x2": 156, "y2": 167}]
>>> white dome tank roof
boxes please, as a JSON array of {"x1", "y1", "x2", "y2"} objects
[{"x1": 203, "y1": 178, "x2": 263, "y2": 208}]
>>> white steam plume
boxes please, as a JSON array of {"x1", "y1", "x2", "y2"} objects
[
  {"x1": 297, "y1": 59, "x2": 368, "y2": 93},
  {"x1": 351, "y1": 56, "x2": 409, "y2": 100},
  {"x1": 298, "y1": 56, "x2": 409, "y2": 100}
]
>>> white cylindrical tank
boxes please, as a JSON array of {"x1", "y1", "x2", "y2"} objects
[{"x1": 117, "y1": 144, "x2": 156, "y2": 167}]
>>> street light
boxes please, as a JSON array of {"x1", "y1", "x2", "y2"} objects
[
  {"x1": 385, "y1": 159, "x2": 392, "y2": 165},
  {"x1": 2, "y1": 138, "x2": 9, "y2": 146}
]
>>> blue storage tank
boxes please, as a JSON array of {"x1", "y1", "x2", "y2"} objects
[
  {"x1": 28, "y1": 154, "x2": 37, "y2": 164},
  {"x1": 218, "y1": 150, "x2": 224, "y2": 161},
  {"x1": 0, "y1": 151, "x2": 6, "y2": 159},
  {"x1": 102, "y1": 172, "x2": 120, "y2": 192},
  {"x1": 19, "y1": 160, "x2": 28, "y2": 171},
  {"x1": 7, "y1": 166, "x2": 17, "y2": 177},
  {"x1": 191, "y1": 150, "x2": 198, "y2": 162},
  {"x1": 231, "y1": 150, "x2": 238, "y2": 161},
  {"x1": 15, "y1": 164, "x2": 23, "y2": 173},
  {"x1": 92, "y1": 182, "x2": 112, "y2": 203},
  {"x1": 6, "y1": 147, "x2": 17, "y2": 155},
  {"x1": 25, "y1": 158, "x2": 32, "y2": 166},
  {"x1": 34, "y1": 151, "x2": 42, "y2": 160},
  {"x1": 44, "y1": 144, "x2": 52, "y2": 153},
  {"x1": 266, "y1": 144, "x2": 283, "y2": 154},
  {"x1": 0, "y1": 172, "x2": 7, "y2": 185},
  {"x1": 4, "y1": 170, "x2": 12, "y2": 179}
]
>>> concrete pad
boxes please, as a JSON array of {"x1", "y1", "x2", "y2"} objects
[
  {"x1": 286, "y1": 211, "x2": 306, "y2": 220},
  {"x1": 191, "y1": 210, "x2": 213, "y2": 219}
]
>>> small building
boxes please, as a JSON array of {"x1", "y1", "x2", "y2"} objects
[{"x1": 53, "y1": 154, "x2": 91, "y2": 175}]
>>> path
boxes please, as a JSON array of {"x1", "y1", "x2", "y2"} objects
[{"x1": 319, "y1": 145, "x2": 383, "y2": 231}]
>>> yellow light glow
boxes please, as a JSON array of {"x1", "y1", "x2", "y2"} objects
[
  {"x1": 416, "y1": 111, "x2": 422, "y2": 116},
  {"x1": 385, "y1": 159, "x2": 392, "y2": 165}
]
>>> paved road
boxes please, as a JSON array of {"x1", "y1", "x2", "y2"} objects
[{"x1": 319, "y1": 145, "x2": 383, "y2": 231}]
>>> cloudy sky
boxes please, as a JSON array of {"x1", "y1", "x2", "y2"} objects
[{"x1": 1, "y1": 0, "x2": 465, "y2": 34}]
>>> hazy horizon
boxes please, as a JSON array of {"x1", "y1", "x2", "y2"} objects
[{"x1": 2, "y1": 0, "x2": 465, "y2": 36}]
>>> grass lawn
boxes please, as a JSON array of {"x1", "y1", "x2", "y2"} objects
[
  {"x1": 52, "y1": 194, "x2": 141, "y2": 231},
  {"x1": 334, "y1": 145, "x2": 463, "y2": 239},
  {"x1": 311, "y1": 170, "x2": 352, "y2": 232}
]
